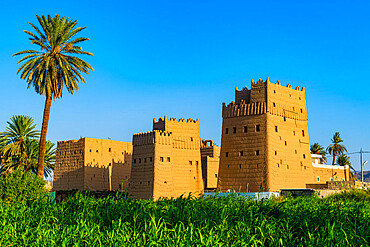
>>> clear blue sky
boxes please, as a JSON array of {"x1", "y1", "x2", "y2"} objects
[{"x1": 1, "y1": 0, "x2": 369, "y2": 172}]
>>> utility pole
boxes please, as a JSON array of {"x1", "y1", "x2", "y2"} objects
[{"x1": 361, "y1": 148, "x2": 363, "y2": 182}]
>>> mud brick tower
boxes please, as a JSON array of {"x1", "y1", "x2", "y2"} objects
[
  {"x1": 217, "y1": 77, "x2": 315, "y2": 192},
  {"x1": 201, "y1": 140, "x2": 221, "y2": 190},
  {"x1": 53, "y1": 138, "x2": 132, "y2": 191},
  {"x1": 129, "y1": 116, "x2": 204, "y2": 200}
]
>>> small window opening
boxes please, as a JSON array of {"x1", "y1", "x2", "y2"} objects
[
  {"x1": 89, "y1": 149, "x2": 92, "y2": 152},
  {"x1": 233, "y1": 127, "x2": 236, "y2": 133},
  {"x1": 189, "y1": 161, "x2": 193, "y2": 165},
  {"x1": 285, "y1": 141, "x2": 287, "y2": 146},
  {"x1": 190, "y1": 137, "x2": 193, "y2": 142},
  {"x1": 255, "y1": 150, "x2": 260, "y2": 156},
  {"x1": 134, "y1": 159, "x2": 136, "y2": 164},
  {"x1": 257, "y1": 164, "x2": 259, "y2": 168},
  {"x1": 244, "y1": 126, "x2": 248, "y2": 133},
  {"x1": 284, "y1": 117, "x2": 286, "y2": 122},
  {"x1": 160, "y1": 157, "x2": 164, "y2": 162},
  {"x1": 96, "y1": 150, "x2": 98, "y2": 152},
  {"x1": 273, "y1": 102, "x2": 276, "y2": 107},
  {"x1": 275, "y1": 126, "x2": 278, "y2": 132},
  {"x1": 215, "y1": 174, "x2": 218, "y2": 178},
  {"x1": 303, "y1": 154, "x2": 306, "y2": 159},
  {"x1": 150, "y1": 157, "x2": 153, "y2": 162},
  {"x1": 196, "y1": 161, "x2": 199, "y2": 165},
  {"x1": 275, "y1": 151, "x2": 277, "y2": 155},
  {"x1": 138, "y1": 158, "x2": 141, "y2": 163},
  {"x1": 239, "y1": 164, "x2": 242, "y2": 169},
  {"x1": 144, "y1": 158, "x2": 147, "y2": 163},
  {"x1": 274, "y1": 90, "x2": 276, "y2": 94},
  {"x1": 287, "y1": 165, "x2": 289, "y2": 169},
  {"x1": 167, "y1": 157, "x2": 170, "y2": 162},
  {"x1": 302, "y1": 130, "x2": 305, "y2": 137},
  {"x1": 256, "y1": 125, "x2": 260, "y2": 132},
  {"x1": 228, "y1": 164, "x2": 230, "y2": 168},
  {"x1": 293, "y1": 131, "x2": 296, "y2": 136},
  {"x1": 109, "y1": 148, "x2": 111, "y2": 152},
  {"x1": 300, "y1": 108, "x2": 303, "y2": 113},
  {"x1": 226, "y1": 152, "x2": 229, "y2": 157},
  {"x1": 317, "y1": 176, "x2": 320, "y2": 182},
  {"x1": 225, "y1": 128, "x2": 229, "y2": 134},
  {"x1": 239, "y1": 151, "x2": 243, "y2": 156}
]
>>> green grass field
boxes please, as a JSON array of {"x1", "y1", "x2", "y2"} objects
[{"x1": 1, "y1": 190, "x2": 369, "y2": 246}]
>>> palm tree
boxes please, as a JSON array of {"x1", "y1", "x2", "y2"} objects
[
  {"x1": 0, "y1": 116, "x2": 56, "y2": 177},
  {"x1": 0, "y1": 115, "x2": 40, "y2": 166},
  {"x1": 336, "y1": 154, "x2": 350, "y2": 181},
  {"x1": 327, "y1": 132, "x2": 347, "y2": 165},
  {"x1": 310, "y1": 142, "x2": 327, "y2": 164},
  {"x1": 327, "y1": 132, "x2": 347, "y2": 178},
  {"x1": 24, "y1": 139, "x2": 56, "y2": 178},
  {"x1": 13, "y1": 14, "x2": 93, "y2": 178}
]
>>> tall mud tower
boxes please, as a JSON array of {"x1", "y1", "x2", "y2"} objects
[
  {"x1": 217, "y1": 77, "x2": 312, "y2": 192},
  {"x1": 129, "y1": 117, "x2": 204, "y2": 200}
]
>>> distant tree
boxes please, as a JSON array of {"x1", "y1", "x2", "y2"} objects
[
  {"x1": 327, "y1": 132, "x2": 347, "y2": 178},
  {"x1": 24, "y1": 139, "x2": 56, "y2": 178},
  {"x1": 13, "y1": 14, "x2": 93, "y2": 178},
  {"x1": 0, "y1": 115, "x2": 40, "y2": 167},
  {"x1": 337, "y1": 154, "x2": 350, "y2": 181},
  {"x1": 327, "y1": 132, "x2": 347, "y2": 165},
  {"x1": 310, "y1": 142, "x2": 327, "y2": 164},
  {"x1": 0, "y1": 115, "x2": 55, "y2": 177}
]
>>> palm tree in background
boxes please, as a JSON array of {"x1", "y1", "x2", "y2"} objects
[
  {"x1": 310, "y1": 142, "x2": 327, "y2": 164},
  {"x1": 0, "y1": 115, "x2": 55, "y2": 177},
  {"x1": 337, "y1": 154, "x2": 350, "y2": 181},
  {"x1": 24, "y1": 139, "x2": 56, "y2": 178},
  {"x1": 327, "y1": 132, "x2": 347, "y2": 166},
  {"x1": 0, "y1": 115, "x2": 40, "y2": 166},
  {"x1": 13, "y1": 14, "x2": 93, "y2": 178},
  {"x1": 327, "y1": 132, "x2": 347, "y2": 178}
]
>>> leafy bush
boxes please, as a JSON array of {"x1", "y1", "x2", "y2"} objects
[
  {"x1": 0, "y1": 169, "x2": 48, "y2": 203},
  {"x1": 326, "y1": 188, "x2": 370, "y2": 202}
]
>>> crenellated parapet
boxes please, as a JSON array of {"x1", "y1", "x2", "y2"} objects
[
  {"x1": 222, "y1": 101, "x2": 267, "y2": 118},
  {"x1": 133, "y1": 130, "x2": 173, "y2": 146},
  {"x1": 153, "y1": 115, "x2": 199, "y2": 125}
]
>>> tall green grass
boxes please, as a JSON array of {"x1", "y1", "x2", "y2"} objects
[{"x1": 0, "y1": 191, "x2": 369, "y2": 246}]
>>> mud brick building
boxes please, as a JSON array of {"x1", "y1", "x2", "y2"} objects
[
  {"x1": 129, "y1": 117, "x2": 204, "y2": 200},
  {"x1": 217, "y1": 77, "x2": 346, "y2": 192},
  {"x1": 201, "y1": 140, "x2": 220, "y2": 190},
  {"x1": 53, "y1": 138, "x2": 132, "y2": 191}
]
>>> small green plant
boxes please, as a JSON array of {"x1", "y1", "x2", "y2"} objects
[{"x1": 0, "y1": 169, "x2": 48, "y2": 203}]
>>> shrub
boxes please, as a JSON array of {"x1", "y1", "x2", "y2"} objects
[
  {"x1": 0, "y1": 169, "x2": 48, "y2": 203},
  {"x1": 326, "y1": 188, "x2": 370, "y2": 202}
]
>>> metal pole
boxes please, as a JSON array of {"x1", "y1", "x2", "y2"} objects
[{"x1": 361, "y1": 148, "x2": 363, "y2": 182}]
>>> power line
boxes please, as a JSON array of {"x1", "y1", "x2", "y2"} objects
[{"x1": 326, "y1": 151, "x2": 370, "y2": 158}]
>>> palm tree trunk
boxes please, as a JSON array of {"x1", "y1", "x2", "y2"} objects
[
  {"x1": 344, "y1": 166, "x2": 347, "y2": 181},
  {"x1": 37, "y1": 93, "x2": 52, "y2": 179},
  {"x1": 332, "y1": 154, "x2": 336, "y2": 178}
]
